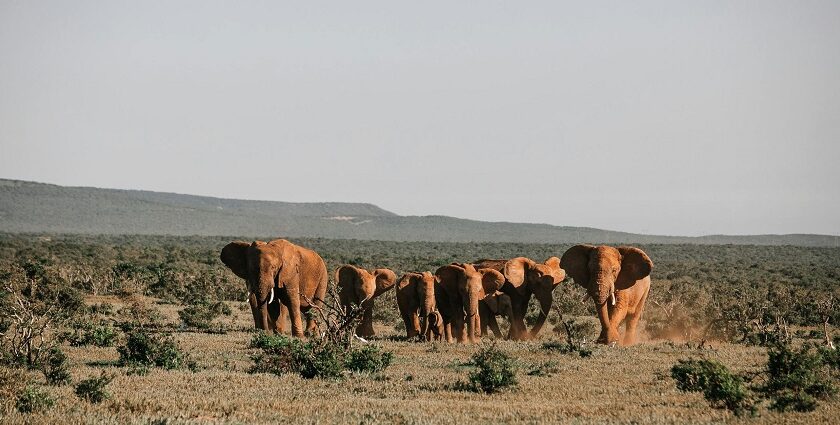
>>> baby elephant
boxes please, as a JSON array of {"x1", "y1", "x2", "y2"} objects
[
  {"x1": 425, "y1": 310, "x2": 446, "y2": 342},
  {"x1": 479, "y1": 291, "x2": 513, "y2": 338},
  {"x1": 335, "y1": 265, "x2": 397, "y2": 338}
]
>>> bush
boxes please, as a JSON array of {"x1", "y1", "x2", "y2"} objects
[
  {"x1": 0, "y1": 367, "x2": 28, "y2": 412},
  {"x1": 345, "y1": 344, "x2": 393, "y2": 374},
  {"x1": 42, "y1": 347, "x2": 71, "y2": 385},
  {"x1": 462, "y1": 345, "x2": 518, "y2": 394},
  {"x1": 249, "y1": 334, "x2": 345, "y2": 380},
  {"x1": 759, "y1": 343, "x2": 837, "y2": 413},
  {"x1": 249, "y1": 333, "x2": 391, "y2": 379},
  {"x1": 16, "y1": 385, "x2": 54, "y2": 413},
  {"x1": 178, "y1": 298, "x2": 232, "y2": 329},
  {"x1": 75, "y1": 372, "x2": 114, "y2": 404},
  {"x1": 117, "y1": 330, "x2": 190, "y2": 370},
  {"x1": 61, "y1": 319, "x2": 118, "y2": 347},
  {"x1": 671, "y1": 358, "x2": 756, "y2": 416}
]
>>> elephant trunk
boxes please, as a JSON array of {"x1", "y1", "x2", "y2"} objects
[
  {"x1": 467, "y1": 290, "x2": 480, "y2": 343},
  {"x1": 530, "y1": 293, "x2": 553, "y2": 338}
]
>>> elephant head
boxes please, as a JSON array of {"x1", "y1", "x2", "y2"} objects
[
  {"x1": 221, "y1": 240, "x2": 296, "y2": 331},
  {"x1": 396, "y1": 271, "x2": 437, "y2": 339},
  {"x1": 560, "y1": 245, "x2": 653, "y2": 343},
  {"x1": 335, "y1": 265, "x2": 397, "y2": 337},
  {"x1": 499, "y1": 257, "x2": 566, "y2": 339},
  {"x1": 435, "y1": 263, "x2": 505, "y2": 343},
  {"x1": 483, "y1": 291, "x2": 513, "y2": 321}
]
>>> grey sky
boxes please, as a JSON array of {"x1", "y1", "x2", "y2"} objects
[{"x1": 1, "y1": 1, "x2": 838, "y2": 236}]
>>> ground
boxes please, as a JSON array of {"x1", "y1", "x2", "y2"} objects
[{"x1": 2, "y1": 295, "x2": 837, "y2": 424}]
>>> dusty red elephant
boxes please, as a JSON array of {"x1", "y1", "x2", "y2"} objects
[
  {"x1": 561, "y1": 245, "x2": 653, "y2": 345},
  {"x1": 220, "y1": 239, "x2": 328, "y2": 337},
  {"x1": 472, "y1": 257, "x2": 566, "y2": 340}
]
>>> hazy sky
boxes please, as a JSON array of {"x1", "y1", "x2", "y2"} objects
[{"x1": 1, "y1": 1, "x2": 838, "y2": 236}]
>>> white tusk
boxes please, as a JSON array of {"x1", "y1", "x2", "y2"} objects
[
  {"x1": 354, "y1": 335, "x2": 368, "y2": 343},
  {"x1": 268, "y1": 288, "x2": 275, "y2": 305},
  {"x1": 246, "y1": 292, "x2": 251, "y2": 303},
  {"x1": 610, "y1": 292, "x2": 616, "y2": 306}
]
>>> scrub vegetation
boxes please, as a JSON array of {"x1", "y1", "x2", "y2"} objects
[{"x1": 0, "y1": 233, "x2": 838, "y2": 423}]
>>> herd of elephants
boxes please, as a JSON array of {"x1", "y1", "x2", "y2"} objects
[{"x1": 220, "y1": 239, "x2": 654, "y2": 345}]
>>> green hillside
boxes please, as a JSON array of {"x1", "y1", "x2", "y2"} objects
[{"x1": 0, "y1": 178, "x2": 837, "y2": 246}]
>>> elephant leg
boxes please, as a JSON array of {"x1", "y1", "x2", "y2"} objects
[
  {"x1": 608, "y1": 304, "x2": 629, "y2": 345},
  {"x1": 595, "y1": 301, "x2": 617, "y2": 344},
  {"x1": 277, "y1": 303, "x2": 289, "y2": 334},
  {"x1": 285, "y1": 287, "x2": 305, "y2": 338},
  {"x1": 511, "y1": 298, "x2": 529, "y2": 340},
  {"x1": 401, "y1": 310, "x2": 419, "y2": 339},
  {"x1": 267, "y1": 300, "x2": 282, "y2": 334},
  {"x1": 529, "y1": 293, "x2": 553, "y2": 339},
  {"x1": 356, "y1": 304, "x2": 376, "y2": 338},
  {"x1": 248, "y1": 293, "x2": 260, "y2": 329},
  {"x1": 623, "y1": 313, "x2": 641, "y2": 346},
  {"x1": 623, "y1": 288, "x2": 650, "y2": 346},
  {"x1": 488, "y1": 315, "x2": 502, "y2": 339}
]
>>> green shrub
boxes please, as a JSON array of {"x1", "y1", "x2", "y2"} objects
[
  {"x1": 671, "y1": 358, "x2": 756, "y2": 416},
  {"x1": 16, "y1": 385, "x2": 54, "y2": 413},
  {"x1": 759, "y1": 344, "x2": 837, "y2": 413},
  {"x1": 250, "y1": 334, "x2": 344, "y2": 380},
  {"x1": 462, "y1": 345, "x2": 518, "y2": 394},
  {"x1": 178, "y1": 298, "x2": 232, "y2": 329},
  {"x1": 345, "y1": 344, "x2": 393, "y2": 374},
  {"x1": 296, "y1": 342, "x2": 345, "y2": 380},
  {"x1": 75, "y1": 372, "x2": 114, "y2": 404},
  {"x1": 42, "y1": 347, "x2": 71, "y2": 385},
  {"x1": 527, "y1": 360, "x2": 560, "y2": 377},
  {"x1": 61, "y1": 319, "x2": 118, "y2": 347},
  {"x1": 117, "y1": 329, "x2": 189, "y2": 370}
]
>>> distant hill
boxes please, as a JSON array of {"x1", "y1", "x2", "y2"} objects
[{"x1": 0, "y1": 178, "x2": 837, "y2": 246}]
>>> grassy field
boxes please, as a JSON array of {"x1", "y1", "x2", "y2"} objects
[
  {"x1": 1, "y1": 235, "x2": 838, "y2": 423},
  {"x1": 0, "y1": 294, "x2": 837, "y2": 424}
]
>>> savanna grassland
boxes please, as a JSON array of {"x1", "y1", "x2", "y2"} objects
[{"x1": 1, "y1": 234, "x2": 838, "y2": 424}]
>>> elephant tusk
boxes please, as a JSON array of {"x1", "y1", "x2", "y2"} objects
[
  {"x1": 268, "y1": 288, "x2": 275, "y2": 305},
  {"x1": 354, "y1": 335, "x2": 369, "y2": 343},
  {"x1": 610, "y1": 292, "x2": 616, "y2": 306}
]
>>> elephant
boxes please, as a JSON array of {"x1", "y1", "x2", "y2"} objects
[
  {"x1": 478, "y1": 291, "x2": 513, "y2": 338},
  {"x1": 395, "y1": 271, "x2": 441, "y2": 340},
  {"x1": 335, "y1": 265, "x2": 397, "y2": 338},
  {"x1": 220, "y1": 239, "x2": 328, "y2": 337},
  {"x1": 560, "y1": 245, "x2": 653, "y2": 345},
  {"x1": 472, "y1": 257, "x2": 566, "y2": 340},
  {"x1": 425, "y1": 310, "x2": 445, "y2": 341},
  {"x1": 435, "y1": 263, "x2": 505, "y2": 343}
]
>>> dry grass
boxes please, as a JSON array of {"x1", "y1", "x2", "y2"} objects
[{"x1": 2, "y1": 296, "x2": 837, "y2": 424}]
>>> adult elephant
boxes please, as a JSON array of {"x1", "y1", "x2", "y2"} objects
[
  {"x1": 472, "y1": 257, "x2": 566, "y2": 340},
  {"x1": 395, "y1": 271, "x2": 440, "y2": 340},
  {"x1": 560, "y1": 245, "x2": 653, "y2": 345},
  {"x1": 478, "y1": 291, "x2": 513, "y2": 338},
  {"x1": 220, "y1": 239, "x2": 328, "y2": 337},
  {"x1": 435, "y1": 263, "x2": 505, "y2": 343},
  {"x1": 335, "y1": 265, "x2": 397, "y2": 338}
]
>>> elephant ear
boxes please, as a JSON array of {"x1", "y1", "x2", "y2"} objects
[
  {"x1": 616, "y1": 247, "x2": 653, "y2": 289},
  {"x1": 435, "y1": 264, "x2": 465, "y2": 297},
  {"x1": 373, "y1": 268, "x2": 397, "y2": 297},
  {"x1": 478, "y1": 268, "x2": 505, "y2": 295},
  {"x1": 483, "y1": 293, "x2": 499, "y2": 314},
  {"x1": 560, "y1": 245, "x2": 595, "y2": 289},
  {"x1": 543, "y1": 257, "x2": 566, "y2": 286},
  {"x1": 220, "y1": 241, "x2": 250, "y2": 280},
  {"x1": 503, "y1": 257, "x2": 535, "y2": 286},
  {"x1": 335, "y1": 265, "x2": 361, "y2": 292},
  {"x1": 396, "y1": 273, "x2": 419, "y2": 292}
]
